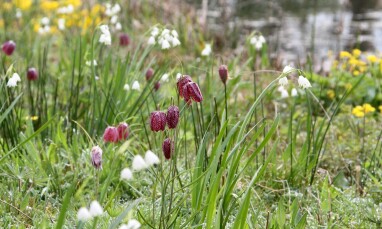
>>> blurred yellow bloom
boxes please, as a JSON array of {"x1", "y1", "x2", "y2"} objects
[
  {"x1": 353, "y1": 70, "x2": 360, "y2": 76},
  {"x1": 40, "y1": 1, "x2": 59, "y2": 11},
  {"x1": 349, "y1": 58, "x2": 358, "y2": 66},
  {"x1": 352, "y1": 49, "x2": 361, "y2": 57},
  {"x1": 340, "y1": 51, "x2": 352, "y2": 59},
  {"x1": 345, "y1": 83, "x2": 352, "y2": 90},
  {"x1": 367, "y1": 55, "x2": 378, "y2": 63},
  {"x1": 25, "y1": 116, "x2": 39, "y2": 121},
  {"x1": 64, "y1": 0, "x2": 81, "y2": 7},
  {"x1": 2, "y1": 2, "x2": 12, "y2": 11},
  {"x1": 327, "y1": 90, "x2": 335, "y2": 100},
  {"x1": 0, "y1": 19, "x2": 4, "y2": 28},
  {"x1": 13, "y1": 0, "x2": 32, "y2": 10},
  {"x1": 379, "y1": 105, "x2": 382, "y2": 114},
  {"x1": 352, "y1": 104, "x2": 375, "y2": 117}
]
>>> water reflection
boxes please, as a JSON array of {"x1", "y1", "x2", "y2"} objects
[{"x1": 191, "y1": 0, "x2": 382, "y2": 66}]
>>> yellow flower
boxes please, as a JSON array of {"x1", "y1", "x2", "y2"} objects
[
  {"x1": 353, "y1": 70, "x2": 360, "y2": 76},
  {"x1": 379, "y1": 105, "x2": 382, "y2": 114},
  {"x1": 367, "y1": 55, "x2": 378, "y2": 63},
  {"x1": 2, "y1": 2, "x2": 12, "y2": 11},
  {"x1": 25, "y1": 116, "x2": 39, "y2": 121},
  {"x1": 352, "y1": 103, "x2": 375, "y2": 117},
  {"x1": 0, "y1": 19, "x2": 4, "y2": 28},
  {"x1": 352, "y1": 49, "x2": 361, "y2": 57},
  {"x1": 13, "y1": 0, "x2": 32, "y2": 10},
  {"x1": 327, "y1": 90, "x2": 335, "y2": 100},
  {"x1": 340, "y1": 51, "x2": 352, "y2": 59},
  {"x1": 349, "y1": 57, "x2": 358, "y2": 66},
  {"x1": 345, "y1": 83, "x2": 352, "y2": 90},
  {"x1": 40, "y1": 1, "x2": 59, "y2": 11},
  {"x1": 64, "y1": 0, "x2": 81, "y2": 7}
]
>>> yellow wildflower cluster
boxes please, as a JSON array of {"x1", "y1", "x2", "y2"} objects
[
  {"x1": 1, "y1": 0, "x2": 104, "y2": 34},
  {"x1": 352, "y1": 103, "x2": 375, "y2": 117},
  {"x1": 338, "y1": 49, "x2": 382, "y2": 76}
]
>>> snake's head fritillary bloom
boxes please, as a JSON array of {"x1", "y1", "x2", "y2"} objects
[
  {"x1": 166, "y1": 105, "x2": 179, "y2": 129},
  {"x1": 2, "y1": 40, "x2": 16, "y2": 56},
  {"x1": 27, "y1": 68, "x2": 38, "y2": 81},
  {"x1": 146, "y1": 68, "x2": 154, "y2": 81},
  {"x1": 162, "y1": 138, "x2": 174, "y2": 160},
  {"x1": 154, "y1": 81, "x2": 161, "y2": 91},
  {"x1": 103, "y1": 126, "x2": 119, "y2": 143},
  {"x1": 91, "y1": 146, "x2": 103, "y2": 169},
  {"x1": 218, "y1": 65, "x2": 228, "y2": 84},
  {"x1": 183, "y1": 82, "x2": 203, "y2": 103},
  {"x1": 117, "y1": 122, "x2": 129, "y2": 141},
  {"x1": 176, "y1": 75, "x2": 192, "y2": 98},
  {"x1": 119, "y1": 33, "x2": 130, "y2": 46},
  {"x1": 150, "y1": 111, "x2": 166, "y2": 132}
]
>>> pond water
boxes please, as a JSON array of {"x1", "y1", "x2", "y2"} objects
[{"x1": 190, "y1": 0, "x2": 382, "y2": 66}]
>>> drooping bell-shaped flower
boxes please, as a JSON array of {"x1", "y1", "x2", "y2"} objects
[
  {"x1": 27, "y1": 68, "x2": 38, "y2": 81},
  {"x1": 117, "y1": 122, "x2": 129, "y2": 141},
  {"x1": 91, "y1": 146, "x2": 103, "y2": 169},
  {"x1": 119, "y1": 33, "x2": 130, "y2": 46},
  {"x1": 166, "y1": 105, "x2": 179, "y2": 129},
  {"x1": 218, "y1": 65, "x2": 228, "y2": 84},
  {"x1": 2, "y1": 40, "x2": 16, "y2": 56},
  {"x1": 162, "y1": 138, "x2": 174, "y2": 160},
  {"x1": 183, "y1": 82, "x2": 203, "y2": 103},
  {"x1": 103, "y1": 126, "x2": 119, "y2": 143},
  {"x1": 176, "y1": 75, "x2": 192, "y2": 98},
  {"x1": 150, "y1": 111, "x2": 166, "y2": 132},
  {"x1": 146, "y1": 68, "x2": 154, "y2": 81}
]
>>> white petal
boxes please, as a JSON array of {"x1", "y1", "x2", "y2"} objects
[
  {"x1": 77, "y1": 207, "x2": 92, "y2": 221},
  {"x1": 132, "y1": 155, "x2": 148, "y2": 171},
  {"x1": 132, "y1": 81, "x2": 140, "y2": 91},
  {"x1": 145, "y1": 150, "x2": 160, "y2": 166},
  {"x1": 125, "y1": 219, "x2": 141, "y2": 229},
  {"x1": 282, "y1": 65, "x2": 294, "y2": 74},
  {"x1": 161, "y1": 40, "x2": 170, "y2": 49},
  {"x1": 12, "y1": 73, "x2": 21, "y2": 82},
  {"x1": 278, "y1": 77, "x2": 288, "y2": 86},
  {"x1": 148, "y1": 36, "x2": 156, "y2": 45},
  {"x1": 161, "y1": 73, "x2": 169, "y2": 82},
  {"x1": 291, "y1": 88, "x2": 298, "y2": 97},
  {"x1": 124, "y1": 84, "x2": 130, "y2": 91},
  {"x1": 120, "y1": 168, "x2": 133, "y2": 180},
  {"x1": 89, "y1": 201, "x2": 103, "y2": 217}
]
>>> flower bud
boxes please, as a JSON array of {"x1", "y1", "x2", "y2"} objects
[
  {"x1": 103, "y1": 126, "x2": 119, "y2": 143},
  {"x1": 146, "y1": 68, "x2": 154, "y2": 81},
  {"x1": 119, "y1": 33, "x2": 130, "y2": 46},
  {"x1": 150, "y1": 111, "x2": 166, "y2": 132},
  {"x1": 2, "y1": 40, "x2": 16, "y2": 56},
  {"x1": 183, "y1": 82, "x2": 203, "y2": 103},
  {"x1": 91, "y1": 146, "x2": 103, "y2": 169},
  {"x1": 166, "y1": 105, "x2": 179, "y2": 129},
  {"x1": 117, "y1": 122, "x2": 129, "y2": 141},
  {"x1": 154, "y1": 81, "x2": 160, "y2": 91},
  {"x1": 162, "y1": 138, "x2": 174, "y2": 159},
  {"x1": 176, "y1": 75, "x2": 192, "y2": 98},
  {"x1": 218, "y1": 65, "x2": 228, "y2": 84},
  {"x1": 27, "y1": 68, "x2": 38, "y2": 81}
]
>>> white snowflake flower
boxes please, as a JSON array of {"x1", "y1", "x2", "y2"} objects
[
  {"x1": 291, "y1": 88, "x2": 298, "y2": 97},
  {"x1": 148, "y1": 36, "x2": 156, "y2": 45},
  {"x1": 201, "y1": 44, "x2": 212, "y2": 56},
  {"x1": 120, "y1": 168, "x2": 133, "y2": 180},
  {"x1": 89, "y1": 201, "x2": 103, "y2": 217},
  {"x1": 283, "y1": 65, "x2": 294, "y2": 74},
  {"x1": 58, "y1": 18, "x2": 65, "y2": 30},
  {"x1": 124, "y1": 84, "x2": 130, "y2": 91},
  {"x1": 132, "y1": 81, "x2": 140, "y2": 91},
  {"x1": 161, "y1": 39, "x2": 171, "y2": 49},
  {"x1": 86, "y1": 59, "x2": 97, "y2": 66},
  {"x1": 99, "y1": 25, "x2": 111, "y2": 45},
  {"x1": 144, "y1": 150, "x2": 160, "y2": 166},
  {"x1": 77, "y1": 207, "x2": 92, "y2": 222},
  {"x1": 278, "y1": 76, "x2": 288, "y2": 86},
  {"x1": 298, "y1": 75, "x2": 312, "y2": 89},
  {"x1": 161, "y1": 73, "x2": 169, "y2": 82},
  {"x1": 132, "y1": 155, "x2": 148, "y2": 171}
]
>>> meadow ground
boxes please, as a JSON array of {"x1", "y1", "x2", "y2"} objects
[{"x1": 1, "y1": 0, "x2": 382, "y2": 228}]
